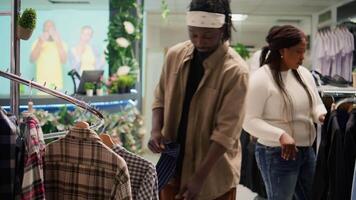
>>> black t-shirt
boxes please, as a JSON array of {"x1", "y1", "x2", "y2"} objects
[{"x1": 176, "y1": 49, "x2": 210, "y2": 176}]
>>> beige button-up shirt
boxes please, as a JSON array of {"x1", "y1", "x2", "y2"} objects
[{"x1": 153, "y1": 40, "x2": 249, "y2": 199}]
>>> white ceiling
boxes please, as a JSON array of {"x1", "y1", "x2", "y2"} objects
[{"x1": 145, "y1": 0, "x2": 347, "y2": 16}]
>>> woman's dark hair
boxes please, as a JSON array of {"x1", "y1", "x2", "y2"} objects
[
  {"x1": 260, "y1": 25, "x2": 313, "y2": 138},
  {"x1": 189, "y1": 0, "x2": 232, "y2": 41}
]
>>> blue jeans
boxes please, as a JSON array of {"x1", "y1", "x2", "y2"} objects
[{"x1": 255, "y1": 143, "x2": 316, "y2": 200}]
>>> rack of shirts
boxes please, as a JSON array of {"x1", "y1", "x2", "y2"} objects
[
  {"x1": 0, "y1": 70, "x2": 159, "y2": 200},
  {"x1": 312, "y1": 90, "x2": 356, "y2": 200},
  {"x1": 0, "y1": 69, "x2": 104, "y2": 139},
  {"x1": 312, "y1": 24, "x2": 355, "y2": 82}
]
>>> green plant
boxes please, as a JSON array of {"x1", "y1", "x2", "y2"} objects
[
  {"x1": 161, "y1": 0, "x2": 170, "y2": 19},
  {"x1": 84, "y1": 82, "x2": 95, "y2": 90},
  {"x1": 19, "y1": 8, "x2": 37, "y2": 30},
  {"x1": 232, "y1": 43, "x2": 250, "y2": 60},
  {"x1": 106, "y1": 0, "x2": 142, "y2": 77},
  {"x1": 353, "y1": 68, "x2": 356, "y2": 73},
  {"x1": 33, "y1": 106, "x2": 145, "y2": 154}
]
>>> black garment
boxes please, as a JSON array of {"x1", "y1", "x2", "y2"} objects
[
  {"x1": 239, "y1": 130, "x2": 267, "y2": 198},
  {"x1": 312, "y1": 112, "x2": 331, "y2": 200},
  {"x1": 344, "y1": 109, "x2": 356, "y2": 200},
  {"x1": 313, "y1": 109, "x2": 350, "y2": 200},
  {"x1": 327, "y1": 109, "x2": 349, "y2": 200},
  {"x1": 176, "y1": 49, "x2": 207, "y2": 176},
  {"x1": 0, "y1": 109, "x2": 19, "y2": 200}
]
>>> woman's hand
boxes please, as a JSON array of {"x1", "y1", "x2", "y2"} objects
[
  {"x1": 319, "y1": 114, "x2": 326, "y2": 124},
  {"x1": 279, "y1": 133, "x2": 298, "y2": 160}
]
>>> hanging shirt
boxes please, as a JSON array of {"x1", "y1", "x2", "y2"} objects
[
  {"x1": 44, "y1": 128, "x2": 132, "y2": 200},
  {"x1": 21, "y1": 115, "x2": 46, "y2": 200},
  {"x1": 112, "y1": 145, "x2": 158, "y2": 200},
  {"x1": 0, "y1": 109, "x2": 18, "y2": 199}
]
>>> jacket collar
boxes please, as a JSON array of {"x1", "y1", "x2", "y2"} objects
[{"x1": 183, "y1": 41, "x2": 230, "y2": 70}]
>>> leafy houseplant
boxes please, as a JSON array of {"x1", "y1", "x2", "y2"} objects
[
  {"x1": 84, "y1": 82, "x2": 95, "y2": 96},
  {"x1": 106, "y1": 0, "x2": 142, "y2": 83},
  {"x1": 96, "y1": 81, "x2": 105, "y2": 96},
  {"x1": 232, "y1": 43, "x2": 250, "y2": 60},
  {"x1": 17, "y1": 8, "x2": 37, "y2": 40}
]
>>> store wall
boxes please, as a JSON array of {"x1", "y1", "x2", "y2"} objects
[{"x1": 0, "y1": 7, "x2": 109, "y2": 96}]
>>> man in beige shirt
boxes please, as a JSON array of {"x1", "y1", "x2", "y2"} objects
[{"x1": 148, "y1": 0, "x2": 249, "y2": 199}]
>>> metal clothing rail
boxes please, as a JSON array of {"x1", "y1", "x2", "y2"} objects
[
  {"x1": 0, "y1": 70, "x2": 105, "y2": 139},
  {"x1": 318, "y1": 86, "x2": 356, "y2": 96}
]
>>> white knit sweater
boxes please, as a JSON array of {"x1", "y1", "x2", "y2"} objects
[{"x1": 243, "y1": 65, "x2": 327, "y2": 147}]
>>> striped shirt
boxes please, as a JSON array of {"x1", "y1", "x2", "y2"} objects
[
  {"x1": 112, "y1": 145, "x2": 158, "y2": 200},
  {"x1": 44, "y1": 128, "x2": 132, "y2": 200}
]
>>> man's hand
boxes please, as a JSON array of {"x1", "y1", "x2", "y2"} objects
[
  {"x1": 148, "y1": 131, "x2": 165, "y2": 153},
  {"x1": 279, "y1": 133, "x2": 298, "y2": 160},
  {"x1": 175, "y1": 173, "x2": 205, "y2": 200}
]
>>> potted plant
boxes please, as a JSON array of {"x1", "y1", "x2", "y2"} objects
[
  {"x1": 96, "y1": 81, "x2": 104, "y2": 96},
  {"x1": 84, "y1": 82, "x2": 95, "y2": 96},
  {"x1": 17, "y1": 8, "x2": 37, "y2": 40}
]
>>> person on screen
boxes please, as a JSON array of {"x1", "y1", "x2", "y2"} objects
[
  {"x1": 69, "y1": 25, "x2": 104, "y2": 74},
  {"x1": 30, "y1": 20, "x2": 67, "y2": 90}
]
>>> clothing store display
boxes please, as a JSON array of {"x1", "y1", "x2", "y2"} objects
[
  {"x1": 0, "y1": 109, "x2": 18, "y2": 199},
  {"x1": 243, "y1": 65, "x2": 327, "y2": 147},
  {"x1": 153, "y1": 40, "x2": 248, "y2": 199},
  {"x1": 312, "y1": 108, "x2": 356, "y2": 200},
  {"x1": 156, "y1": 142, "x2": 180, "y2": 191},
  {"x1": 112, "y1": 145, "x2": 159, "y2": 200},
  {"x1": 312, "y1": 27, "x2": 354, "y2": 81},
  {"x1": 255, "y1": 143, "x2": 316, "y2": 200},
  {"x1": 44, "y1": 127, "x2": 132, "y2": 200},
  {"x1": 20, "y1": 115, "x2": 46, "y2": 200}
]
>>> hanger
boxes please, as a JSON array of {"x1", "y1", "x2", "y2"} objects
[
  {"x1": 335, "y1": 94, "x2": 356, "y2": 112},
  {"x1": 99, "y1": 133, "x2": 115, "y2": 149},
  {"x1": 74, "y1": 121, "x2": 90, "y2": 129}
]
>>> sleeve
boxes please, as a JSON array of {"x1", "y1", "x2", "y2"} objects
[
  {"x1": 242, "y1": 70, "x2": 286, "y2": 142},
  {"x1": 302, "y1": 68, "x2": 327, "y2": 123},
  {"x1": 136, "y1": 166, "x2": 159, "y2": 200},
  {"x1": 114, "y1": 167, "x2": 132, "y2": 200},
  {"x1": 152, "y1": 51, "x2": 171, "y2": 110},
  {"x1": 210, "y1": 71, "x2": 249, "y2": 150}
]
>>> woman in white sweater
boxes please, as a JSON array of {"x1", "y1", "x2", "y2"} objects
[{"x1": 243, "y1": 25, "x2": 327, "y2": 200}]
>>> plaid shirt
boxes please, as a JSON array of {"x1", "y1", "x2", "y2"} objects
[
  {"x1": 112, "y1": 145, "x2": 158, "y2": 200},
  {"x1": 44, "y1": 128, "x2": 132, "y2": 200},
  {"x1": 0, "y1": 109, "x2": 18, "y2": 199},
  {"x1": 21, "y1": 115, "x2": 46, "y2": 200}
]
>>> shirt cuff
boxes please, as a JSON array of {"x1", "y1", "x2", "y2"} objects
[{"x1": 313, "y1": 104, "x2": 327, "y2": 124}]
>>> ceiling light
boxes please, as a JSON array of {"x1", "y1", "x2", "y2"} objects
[{"x1": 231, "y1": 14, "x2": 248, "y2": 22}]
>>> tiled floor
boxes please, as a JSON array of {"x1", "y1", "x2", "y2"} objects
[{"x1": 142, "y1": 150, "x2": 260, "y2": 200}]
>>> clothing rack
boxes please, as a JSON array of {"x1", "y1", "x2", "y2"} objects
[
  {"x1": 0, "y1": 69, "x2": 105, "y2": 139},
  {"x1": 319, "y1": 86, "x2": 356, "y2": 97}
]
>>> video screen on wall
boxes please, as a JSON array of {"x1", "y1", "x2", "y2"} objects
[{"x1": 0, "y1": 6, "x2": 109, "y2": 95}]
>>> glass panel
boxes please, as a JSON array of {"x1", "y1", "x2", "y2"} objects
[{"x1": 0, "y1": 16, "x2": 11, "y2": 97}]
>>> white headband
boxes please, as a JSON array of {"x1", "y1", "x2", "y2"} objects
[{"x1": 186, "y1": 11, "x2": 225, "y2": 28}]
